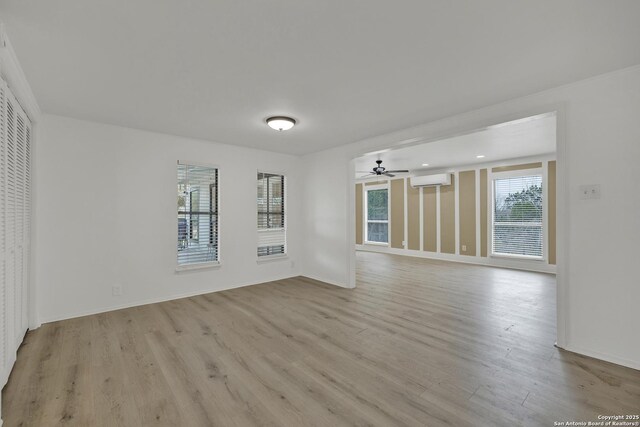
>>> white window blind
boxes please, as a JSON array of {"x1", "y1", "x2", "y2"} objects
[
  {"x1": 177, "y1": 163, "x2": 219, "y2": 266},
  {"x1": 257, "y1": 172, "x2": 285, "y2": 257},
  {"x1": 0, "y1": 78, "x2": 32, "y2": 386},
  {"x1": 493, "y1": 175, "x2": 543, "y2": 258}
]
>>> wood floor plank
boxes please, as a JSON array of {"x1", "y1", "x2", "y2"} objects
[{"x1": 2, "y1": 251, "x2": 640, "y2": 426}]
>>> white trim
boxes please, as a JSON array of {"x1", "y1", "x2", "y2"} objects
[
  {"x1": 485, "y1": 171, "x2": 491, "y2": 259},
  {"x1": 490, "y1": 253, "x2": 544, "y2": 261},
  {"x1": 354, "y1": 176, "x2": 392, "y2": 184},
  {"x1": 356, "y1": 245, "x2": 556, "y2": 274},
  {"x1": 419, "y1": 187, "x2": 424, "y2": 251},
  {"x1": 363, "y1": 241, "x2": 389, "y2": 247},
  {"x1": 451, "y1": 153, "x2": 555, "y2": 175},
  {"x1": 562, "y1": 344, "x2": 640, "y2": 372},
  {"x1": 491, "y1": 167, "x2": 543, "y2": 179},
  {"x1": 175, "y1": 261, "x2": 221, "y2": 272},
  {"x1": 257, "y1": 168, "x2": 288, "y2": 178},
  {"x1": 177, "y1": 159, "x2": 220, "y2": 169},
  {"x1": 303, "y1": 274, "x2": 353, "y2": 289},
  {"x1": 542, "y1": 161, "x2": 549, "y2": 263},
  {"x1": 256, "y1": 254, "x2": 289, "y2": 264},
  {"x1": 28, "y1": 122, "x2": 39, "y2": 330},
  {"x1": 38, "y1": 273, "x2": 300, "y2": 324},
  {"x1": 364, "y1": 183, "x2": 388, "y2": 191},
  {"x1": 454, "y1": 171, "x2": 460, "y2": 255},
  {"x1": 348, "y1": 160, "x2": 357, "y2": 288},
  {"x1": 257, "y1": 227, "x2": 285, "y2": 233},
  {"x1": 555, "y1": 107, "x2": 568, "y2": 349},
  {"x1": 435, "y1": 185, "x2": 441, "y2": 253},
  {"x1": 403, "y1": 178, "x2": 408, "y2": 248},
  {"x1": 475, "y1": 169, "x2": 481, "y2": 257}
]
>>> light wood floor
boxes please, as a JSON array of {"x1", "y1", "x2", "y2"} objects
[{"x1": 3, "y1": 252, "x2": 639, "y2": 426}]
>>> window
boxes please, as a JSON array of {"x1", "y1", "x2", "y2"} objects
[
  {"x1": 257, "y1": 172, "x2": 285, "y2": 257},
  {"x1": 365, "y1": 187, "x2": 389, "y2": 243},
  {"x1": 177, "y1": 163, "x2": 218, "y2": 266},
  {"x1": 492, "y1": 174, "x2": 543, "y2": 258}
]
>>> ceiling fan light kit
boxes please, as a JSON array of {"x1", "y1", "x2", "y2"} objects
[{"x1": 266, "y1": 116, "x2": 296, "y2": 131}]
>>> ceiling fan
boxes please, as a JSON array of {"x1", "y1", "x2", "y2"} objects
[{"x1": 358, "y1": 160, "x2": 409, "y2": 178}]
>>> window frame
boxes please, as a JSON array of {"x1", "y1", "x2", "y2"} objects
[
  {"x1": 363, "y1": 183, "x2": 390, "y2": 246},
  {"x1": 489, "y1": 168, "x2": 546, "y2": 261},
  {"x1": 176, "y1": 161, "x2": 221, "y2": 271},
  {"x1": 257, "y1": 171, "x2": 287, "y2": 259}
]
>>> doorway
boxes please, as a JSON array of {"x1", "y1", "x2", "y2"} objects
[{"x1": 349, "y1": 111, "x2": 565, "y2": 346}]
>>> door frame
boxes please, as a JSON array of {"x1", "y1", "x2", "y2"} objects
[{"x1": 347, "y1": 105, "x2": 568, "y2": 349}]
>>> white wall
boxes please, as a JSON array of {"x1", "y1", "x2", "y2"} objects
[
  {"x1": 33, "y1": 115, "x2": 301, "y2": 323},
  {"x1": 301, "y1": 65, "x2": 640, "y2": 370},
  {"x1": 29, "y1": 67, "x2": 640, "y2": 371},
  {"x1": 300, "y1": 148, "x2": 355, "y2": 288}
]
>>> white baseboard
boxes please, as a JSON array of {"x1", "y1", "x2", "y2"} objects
[
  {"x1": 301, "y1": 274, "x2": 353, "y2": 289},
  {"x1": 356, "y1": 244, "x2": 557, "y2": 274},
  {"x1": 563, "y1": 344, "x2": 640, "y2": 372},
  {"x1": 38, "y1": 273, "x2": 299, "y2": 324}
]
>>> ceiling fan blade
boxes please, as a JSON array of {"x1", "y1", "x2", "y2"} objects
[
  {"x1": 358, "y1": 173, "x2": 376, "y2": 178},
  {"x1": 386, "y1": 170, "x2": 409, "y2": 173},
  {"x1": 383, "y1": 172, "x2": 395, "y2": 177}
]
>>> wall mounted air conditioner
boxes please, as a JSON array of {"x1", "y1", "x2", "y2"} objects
[{"x1": 410, "y1": 173, "x2": 452, "y2": 187}]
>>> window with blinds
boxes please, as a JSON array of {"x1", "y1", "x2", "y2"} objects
[
  {"x1": 257, "y1": 172, "x2": 285, "y2": 257},
  {"x1": 365, "y1": 188, "x2": 389, "y2": 243},
  {"x1": 177, "y1": 163, "x2": 218, "y2": 266},
  {"x1": 493, "y1": 174, "x2": 543, "y2": 258}
]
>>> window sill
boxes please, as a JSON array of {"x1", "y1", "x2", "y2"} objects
[
  {"x1": 256, "y1": 254, "x2": 288, "y2": 264},
  {"x1": 364, "y1": 241, "x2": 389, "y2": 247},
  {"x1": 490, "y1": 253, "x2": 544, "y2": 262},
  {"x1": 175, "y1": 261, "x2": 221, "y2": 272}
]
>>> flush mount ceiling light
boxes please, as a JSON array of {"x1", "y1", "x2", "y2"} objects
[
  {"x1": 422, "y1": 163, "x2": 429, "y2": 166},
  {"x1": 476, "y1": 155, "x2": 485, "y2": 159},
  {"x1": 266, "y1": 116, "x2": 296, "y2": 131}
]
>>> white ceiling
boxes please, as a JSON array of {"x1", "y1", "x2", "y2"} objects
[
  {"x1": 1, "y1": 1, "x2": 639, "y2": 155},
  {"x1": 355, "y1": 113, "x2": 556, "y2": 177}
]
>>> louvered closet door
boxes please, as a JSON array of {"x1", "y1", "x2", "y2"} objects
[
  {"x1": 15, "y1": 99, "x2": 30, "y2": 342},
  {"x1": 0, "y1": 78, "x2": 32, "y2": 385},
  {"x1": 1, "y1": 83, "x2": 31, "y2": 373},
  {"x1": 5, "y1": 90, "x2": 17, "y2": 357},
  {"x1": 0, "y1": 81, "x2": 7, "y2": 383},
  {"x1": 23, "y1": 114, "x2": 31, "y2": 333}
]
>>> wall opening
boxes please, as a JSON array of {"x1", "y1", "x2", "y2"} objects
[{"x1": 350, "y1": 111, "x2": 561, "y2": 344}]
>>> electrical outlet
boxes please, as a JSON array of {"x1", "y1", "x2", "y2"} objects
[
  {"x1": 112, "y1": 285, "x2": 123, "y2": 296},
  {"x1": 402, "y1": 240, "x2": 406, "y2": 247},
  {"x1": 579, "y1": 184, "x2": 601, "y2": 200},
  {"x1": 462, "y1": 245, "x2": 467, "y2": 252}
]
